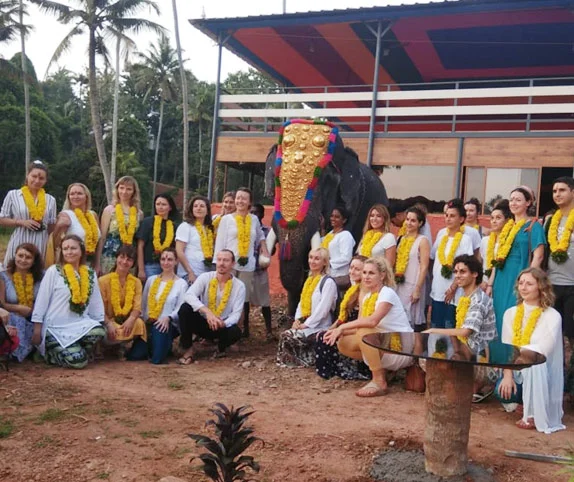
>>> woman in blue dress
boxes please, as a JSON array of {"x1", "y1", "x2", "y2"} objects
[
  {"x1": 0, "y1": 243, "x2": 44, "y2": 361},
  {"x1": 490, "y1": 187, "x2": 546, "y2": 363}
]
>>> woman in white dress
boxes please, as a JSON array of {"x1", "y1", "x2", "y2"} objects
[
  {"x1": 51, "y1": 183, "x2": 101, "y2": 264},
  {"x1": 324, "y1": 257, "x2": 413, "y2": 397},
  {"x1": 144, "y1": 247, "x2": 188, "y2": 364},
  {"x1": 31, "y1": 235, "x2": 105, "y2": 369},
  {"x1": 0, "y1": 161, "x2": 57, "y2": 265},
  {"x1": 176, "y1": 195, "x2": 215, "y2": 284},
  {"x1": 496, "y1": 267, "x2": 565, "y2": 433},
  {"x1": 322, "y1": 206, "x2": 356, "y2": 291},
  {"x1": 356, "y1": 204, "x2": 397, "y2": 266}
]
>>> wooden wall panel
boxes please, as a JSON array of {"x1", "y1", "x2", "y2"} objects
[
  {"x1": 463, "y1": 138, "x2": 574, "y2": 167},
  {"x1": 217, "y1": 136, "x2": 276, "y2": 163}
]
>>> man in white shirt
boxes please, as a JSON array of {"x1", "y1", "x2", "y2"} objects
[{"x1": 177, "y1": 250, "x2": 246, "y2": 362}]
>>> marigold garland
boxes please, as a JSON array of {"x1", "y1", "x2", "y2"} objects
[
  {"x1": 362, "y1": 293, "x2": 402, "y2": 350},
  {"x1": 152, "y1": 216, "x2": 174, "y2": 255},
  {"x1": 115, "y1": 204, "x2": 138, "y2": 245},
  {"x1": 13, "y1": 272, "x2": 34, "y2": 307},
  {"x1": 548, "y1": 208, "x2": 574, "y2": 264},
  {"x1": 235, "y1": 214, "x2": 252, "y2": 266},
  {"x1": 492, "y1": 219, "x2": 527, "y2": 269},
  {"x1": 359, "y1": 230, "x2": 383, "y2": 257},
  {"x1": 321, "y1": 232, "x2": 335, "y2": 249},
  {"x1": 147, "y1": 277, "x2": 174, "y2": 320},
  {"x1": 437, "y1": 231, "x2": 463, "y2": 278},
  {"x1": 21, "y1": 186, "x2": 46, "y2": 222},
  {"x1": 60, "y1": 264, "x2": 93, "y2": 315},
  {"x1": 338, "y1": 283, "x2": 360, "y2": 322},
  {"x1": 195, "y1": 221, "x2": 215, "y2": 266},
  {"x1": 75, "y1": 209, "x2": 99, "y2": 255},
  {"x1": 110, "y1": 272, "x2": 137, "y2": 323},
  {"x1": 208, "y1": 277, "x2": 233, "y2": 316},
  {"x1": 455, "y1": 296, "x2": 471, "y2": 344},
  {"x1": 300, "y1": 274, "x2": 322, "y2": 319},
  {"x1": 389, "y1": 333, "x2": 402, "y2": 352},
  {"x1": 395, "y1": 235, "x2": 416, "y2": 283},
  {"x1": 398, "y1": 222, "x2": 407, "y2": 237},
  {"x1": 512, "y1": 303, "x2": 543, "y2": 346},
  {"x1": 212, "y1": 216, "x2": 222, "y2": 232}
]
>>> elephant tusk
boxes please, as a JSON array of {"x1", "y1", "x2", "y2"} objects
[
  {"x1": 311, "y1": 231, "x2": 321, "y2": 250},
  {"x1": 266, "y1": 229, "x2": 277, "y2": 254}
]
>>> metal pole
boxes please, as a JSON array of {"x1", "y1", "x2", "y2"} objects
[
  {"x1": 455, "y1": 137, "x2": 465, "y2": 197},
  {"x1": 282, "y1": 0, "x2": 286, "y2": 14},
  {"x1": 207, "y1": 35, "x2": 224, "y2": 201},
  {"x1": 366, "y1": 21, "x2": 383, "y2": 167}
]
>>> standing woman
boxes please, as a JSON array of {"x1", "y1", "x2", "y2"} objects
[
  {"x1": 357, "y1": 204, "x2": 397, "y2": 267},
  {"x1": 0, "y1": 161, "x2": 57, "y2": 265},
  {"x1": 176, "y1": 196, "x2": 214, "y2": 284},
  {"x1": 212, "y1": 191, "x2": 236, "y2": 232},
  {"x1": 143, "y1": 248, "x2": 187, "y2": 364},
  {"x1": 490, "y1": 187, "x2": 546, "y2": 363},
  {"x1": 322, "y1": 206, "x2": 356, "y2": 291},
  {"x1": 395, "y1": 207, "x2": 430, "y2": 331},
  {"x1": 31, "y1": 235, "x2": 105, "y2": 369},
  {"x1": 52, "y1": 183, "x2": 100, "y2": 264},
  {"x1": 136, "y1": 194, "x2": 178, "y2": 282},
  {"x1": 480, "y1": 200, "x2": 512, "y2": 289},
  {"x1": 0, "y1": 243, "x2": 43, "y2": 362},
  {"x1": 96, "y1": 176, "x2": 143, "y2": 276}
]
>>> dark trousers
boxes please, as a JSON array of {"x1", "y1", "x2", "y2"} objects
[
  {"x1": 178, "y1": 303, "x2": 242, "y2": 353},
  {"x1": 553, "y1": 284, "x2": 574, "y2": 339}
]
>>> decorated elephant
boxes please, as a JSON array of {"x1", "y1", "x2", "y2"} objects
[{"x1": 264, "y1": 119, "x2": 389, "y2": 316}]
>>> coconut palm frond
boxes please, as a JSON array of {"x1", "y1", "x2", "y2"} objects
[{"x1": 44, "y1": 24, "x2": 84, "y2": 77}]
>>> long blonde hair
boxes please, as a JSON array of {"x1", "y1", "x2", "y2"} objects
[
  {"x1": 309, "y1": 247, "x2": 330, "y2": 275},
  {"x1": 112, "y1": 176, "x2": 141, "y2": 212},
  {"x1": 363, "y1": 204, "x2": 391, "y2": 235},
  {"x1": 365, "y1": 256, "x2": 396, "y2": 289},
  {"x1": 515, "y1": 267, "x2": 555, "y2": 310},
  {"x1": 62, "y1": 183, "x2": 92, "y2": 211}
]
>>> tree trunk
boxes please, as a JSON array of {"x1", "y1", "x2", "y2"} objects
[
  {"x1": 198, "y1": 117, "x2": 202, "y2": 174},
  {"x1": 110, "y1": 34, "x2": 121, "y2": 187},
  {"x1": 172, "y1": 0, "x2": 189, "y2": 208},
  {"x1": 151, "y1": 99, "x2": 164, "y2": 214},
  {"x1": 20, "y1": 0, "x2": 31, "y2": 172},
  {"x1": 88, "y1": 28, "x2": 112, "y2": 203},
  {"x1": 423, "y1": 360, "x2": 473, "y2": 477}
]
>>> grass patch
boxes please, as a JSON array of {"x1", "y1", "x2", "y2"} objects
[
  {"x1": 97, "y1": 407, "x2": 115, "y2": 416},
  {"x1": 167, "y1": 380, "x2": 184, "y2": 391},
  {"x1": 34, "y1": 435, "x2": 57, "y2": 448},
  {"x1": 139, "y1": 430, "x2": 163, "y2": 439},
  {"x1": 0, "y1": 417, "x2": 14, "y2": 439},
  {"x1": 96, "y1": 472, "x2": 110, "y2": 480},
  {"x1": 172, "y1": 446, "x2": 193, "y2": 459},
  {"x1": 119, "y1": 418, "x2": 139, "y2": 428},
  {"x1": 37, "y1": 408, "x2": 68, "y2": 424}
]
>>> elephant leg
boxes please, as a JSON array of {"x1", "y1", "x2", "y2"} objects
[{"x1": 287, "y1": 290, "x2": 300, "y2": 318}]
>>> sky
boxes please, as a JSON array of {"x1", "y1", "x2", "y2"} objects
[{"x1": 1, "y1": 0, "x2": 427, "y2": 83}]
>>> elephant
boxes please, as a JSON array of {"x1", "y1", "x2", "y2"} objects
[{"x1": 264, "y1": 120, "x2": 389, "y2": 316}]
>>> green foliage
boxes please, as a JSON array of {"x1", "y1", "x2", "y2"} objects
[
  {"x1": 189, "y1": 403, "x2": 262, "y2": 482},
  {"x1": 0, "y1": 416, "x2": 14, "y2": 438}
]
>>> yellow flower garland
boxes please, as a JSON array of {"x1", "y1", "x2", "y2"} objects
[
  {"x1": 74, "y1": 209, "x2": 99, "y2": 255},
  {"x1": 110, "y1": 272, "x2": 137, "y2": 321},
  {"x1": 212, "y1": 216, "x2": 222, "y2": 232},
  {"x1": 152, "y1": 215, "x2": 174, "y2": 254},
  {"x1": 207, "y1": 277, "x2": 233, "y2": 316},
  {"x1": 398, "y1": 222, "x2": 406, "y2": 237},
  {"x1": 512, "y1": 304, "x2": 543, "y2": 346},
  {"x1": 13, "y1": 272, "x2": 34, "y2": 307},
  {"x1": 235, "y1": 214, "x2": 252, "y2": 265},
  {"x1": 115, "y1": 204, "x2": 138, "y2": 245},
  {"x1": 147, "y1": 277, "x2": 174, "y2": 320},
  {"x1": 359, "y1": 230, "x2": 383, "y2": 257},
  {"x1": 455, "y1": 296, "x2": 471, "y2": 344},
  {"x1": 360, "y1": 291, "x2": 379, "y2": 317},
  {"x1": 395, "y1": 235, "x2": 416, "y2": 283},
  {"x1": 62, "y1": 264, "x2": 92, "y2": 314},
  {"x1": 548, "y1": 208, "x2": 574, "y2": 263},
  {"x1": 321, "y1": 232, "x2": 335, "y2": 249},
  {"x1": 437, "y1": 231, "x2": 463, "y2": 278},
  {"x1": 338, "y1": 283, "x2": 360, "y2": 322},
  {"x1": 21, "y1": 186, "x2": 46, "y2": 222},
  {"x1": 300, "y1": 274, "x2": 322, "y2": 319},
  {"x1": 492, "y1": 219, "x2": 527, "y2": 269},
  {"x1": 195, "y1": 221, "x2": 214, "y2": 263}
]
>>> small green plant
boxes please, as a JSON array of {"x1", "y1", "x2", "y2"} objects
[
  {"x1": 96, "y1": 472, "x2": 110, "y2": 480},
  {"x1": 37, "y1": 408, "x2": 68, "y2": 424},
  {"x1": 168, "y1": 380, "x2": 184, "y2": 390},
  {"x1": 189, "y1": 403, "x2": 262, "y2": 482},
  {"x1": 0, "y1": 417, "x2": 14, "y2": 439},
  {"x1": 557, "y1": 446, "x2": 574, "y2": 481},
  {"x1": 139, "y1": 430, "x2": 163, "y2": 439}
]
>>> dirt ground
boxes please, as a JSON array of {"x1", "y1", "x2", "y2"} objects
[{"x1": 1, "y1": 304, "x2": 573, "y2": 482}]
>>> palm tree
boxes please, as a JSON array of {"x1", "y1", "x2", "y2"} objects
[
  {"x1": 190, "y1": 81, "x2": 214, "y2": 185},
  {"x1": 0, "y1": 0, "x2": 19, "y2": 43},
  {"x1": 19, "y1": 0, "x2": 30, "y2": 170},
  {"x1": 132, "y1": 34, "x2": 178, "y2": 208},
  {"x1": 31, "y1": 0, "x2": 164, "y2": 203},
  {"x1": 171, "y1": 0, "x2": 189, "y2": 207}
]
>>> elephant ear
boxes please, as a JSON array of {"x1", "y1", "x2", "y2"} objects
[
  {"x1": 264, "y1": 144, "x2": 278, "y2": 199},
  {"x1": 326, "y1": 141, "x2": 362, "y2": 224}
]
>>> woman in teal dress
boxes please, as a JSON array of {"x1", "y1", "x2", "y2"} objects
[{"x1": 490, "y1": 187, "x2": 546, "y2": 363}]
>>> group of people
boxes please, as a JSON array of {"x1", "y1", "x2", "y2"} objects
[
  {"x1": 0, "y1": 161, "x2": 270, "y2": 368},
  {"x1": 0, "y1": 160, "x2": 572, "y2": 434}
]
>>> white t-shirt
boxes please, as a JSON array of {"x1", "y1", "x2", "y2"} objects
[
  {"x1": 374, "y1": 286, "x2": 412, "y2": 333},
  {"x1": 430, "y1": 232, "x2": 473, "y2": 302},
  {"x1": 175, "y1": 222, "x2": 210, "y2": 278},
  {"x1": 358, "y1": 232, "x2": 396, "y2": 258}
]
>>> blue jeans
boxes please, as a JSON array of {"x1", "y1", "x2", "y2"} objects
[
  {"x1": 430, "y1": 300, "x2": 456, "y2": 328},
  {"x1": 144, "y1": 263, "x2": 162, "y2": 278},
  {"x1": 494, "y1": 374, "x2": 523, "y2": 404},
  {"x1": 150, "y1": 324, "x2": 179, "y2": 364}
]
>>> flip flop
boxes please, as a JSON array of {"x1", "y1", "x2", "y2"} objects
[
  {"x1": 472, "y1": 389, "x2": 494, "y2": 404},
  {"x1": 356, "y1": 381, "x2": 389, "y2": 398},
  {"x1": 177, "y1": 355, "x2": 194, "y2": 365},
  {"x1": 516, "y1": 418, "x2": 535, "y2": 430}
]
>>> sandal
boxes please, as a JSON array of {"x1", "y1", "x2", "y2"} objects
[
  {"x1": 356, "y1": 381, "x2": 389, "y2": 398},
  {"x1": 472, "y1": 389, "x2": 494, "y2": 404},
  {"x1": 177, "y1": 355, "x2": 194, "y2": 365},
  {"x1": 516, "y1": 418, "x2": 535, "y2": 430}
]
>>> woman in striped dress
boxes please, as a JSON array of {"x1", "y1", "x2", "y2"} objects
[{"x1": 0, "y1": 161, "x2": 57, "y2": 265}]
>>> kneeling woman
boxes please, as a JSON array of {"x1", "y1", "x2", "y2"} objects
[
  {"x1": 277, "y1": 248, "x2": 337, "y2": 367},
  {"x1": 496, "y1": 268, "x2": 565, "y2": 433},
  {"x1": 324, "y1": 258, "x2": 413, "y2": 397},
  {"x1": 31, "y1": 235, "x2": 105, "y2": 369},
  {"x1": 98, "y1": 245, "x2": 147, "y2": 359}
]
